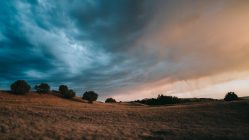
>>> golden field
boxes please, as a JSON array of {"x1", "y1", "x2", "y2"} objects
[{"x1": 0, "y1": 91, "x2": 248, "y2": 140}]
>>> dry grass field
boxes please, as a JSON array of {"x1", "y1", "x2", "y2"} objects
[{"x1": 0, "y1": 91, "x2": 248, "y2": 140}]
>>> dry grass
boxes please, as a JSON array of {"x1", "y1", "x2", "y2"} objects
[{"x1": 0, "y1": 91, "x2": 248, "y2": 140}]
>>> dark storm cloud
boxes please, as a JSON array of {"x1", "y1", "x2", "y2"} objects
[
  {"x1": 0, "y1": 0, "x2": 156, "y2": 94},
  {"x1": 1, "y1": 0, "x2": 249, "y2": 100},
  {"x1": 70, "y1": 0, "x2": 154, "y2": 49},
  {"x1": 0, "y1": 1, "x2": 55, "y2": 82}
]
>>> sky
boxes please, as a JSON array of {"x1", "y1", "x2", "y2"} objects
[{"x1": 1, "y1": 0, "x2": 249, "y2": 101}]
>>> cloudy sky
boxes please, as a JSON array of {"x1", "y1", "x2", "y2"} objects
[{"x1": 1, "y1": 0, "x2": 249, "y2": 101}]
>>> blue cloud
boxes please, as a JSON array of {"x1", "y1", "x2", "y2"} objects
[
  {"x1": 2, "y1": 0, "x2": 248, "y2": 100},
  {"x1": 0, "y1": 0, "x2": 155, "y2": 96}
]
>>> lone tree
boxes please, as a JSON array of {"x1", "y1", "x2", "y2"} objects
[
  {"x1": 58, "y1": 85, "x2": 75, "y2": 99},
  {"x1": 224, "y1": 92, "x2": 239, "y2": 101},
  {"x1": 105, "y1": 98, "x2": 116, "y2": 103},
  {"x1": 82, "y1": 91, "x2": 98, "y2": 103},
  {"x1": 10, "y1": 80, "x2": 31, "y2": 94},
  {"x1": 35, "y1": 83, "x2": 50, "y2": 93}
]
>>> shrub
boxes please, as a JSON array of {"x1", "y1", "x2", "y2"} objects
[
  {"x1": 133, "y1": 95, "x2": 216, "y2": 105},
  {"x1": 134, "y1": 94, "x2": 181, "y2": 105},
  {"x1": 10, "y1": 80, "x2": 31, "y2": 94},
  {"x1": 224, "y1": 92, "x2": 238, "y2": 101},
  {"x1": 82, "y1": 91, "x2": 98, "y2": 103},
  {"x1": 58, "y1": 85, "x2": 75, "y2": 99},
  {"x1": 63, "y1": 89, "x2": 76, "y2": 99},
  {"x1": 59, "y1": 85, "x2": 68, "y2": 94},
  {"x1": 105, "y1": 98, "x2": 117, "y2": 103},
  {"x1": 157, "y1": 94, "x2": 181, "y2": 104},
  {"x1": 35, "y1": 83, "x2": 50, "y2": 93}
]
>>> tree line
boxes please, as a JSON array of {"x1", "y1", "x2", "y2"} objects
[
  {"x1": 8, "y1": 80, "x2": 239, "y2": 105},
  {"x1": 9, "y1": 80, "x2": 116, "y2": 103},
  {"x1": 133, "y1": 92, "x2": 239, "y2": 105}
]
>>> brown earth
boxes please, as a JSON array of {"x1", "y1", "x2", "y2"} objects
[{"x1": 0, "y1": 91, "x2": 248, "y2": 140}]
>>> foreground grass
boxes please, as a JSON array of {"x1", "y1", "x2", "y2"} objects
[{"x1": 0, "y1": 92, "x2": 248, "y2": 140}]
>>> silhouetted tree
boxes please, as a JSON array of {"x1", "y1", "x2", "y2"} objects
[
  {"x1": 10, "y1": 80, "x2": 31, "y2": 94},
  {"x1": 134, "y1": 95, "x2": 216, "y2": 105},
  {"x1": 35, "y1": 83, "x2": 50, "y2": 93},
  {"x1": 134, "y1": 94, "x2": 182, "y2": 105},
  {"x1": 63, "y1": 89, "x2": 76, "y2": 99},
  {"x1": 82, "y1": 91, "x2": 98, "y2": 103},
  {"x1": 58, "y1": 85, "x2": 75, "y2": 99},
  {"x1": 105, "y1": 98, "x2": 116, "y2": 103},
  {"x1": 157, "y1": 94, "x2": 180, "y2": 105},
  {"x1": 59, "y1": 85, "x2": 68, "y2": 94},
  {"x1": 224, "y1": 92, "x2": 238, "y2": 101}
]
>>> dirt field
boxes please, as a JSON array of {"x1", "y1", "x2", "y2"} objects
[{"x1": 0, "y1": 92, "x2": 248, "y2": 140}]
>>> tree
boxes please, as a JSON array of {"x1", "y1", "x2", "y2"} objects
[
  {"x1": 134, "y1": 95, "x2": 181, "y2": 105},
  {"x1": 157, "y1": 94, "x2": 180, "y2": 105},
  {"x1": 35, "y1": 83, "x2": 50, "y2": 93},
  {"x1": 63, "y1": 89, "x2": 76, "y2": 99},
  {"x1": 224, "y1": 92, "x2": 238, "y2": 101},
  {"x1": 105, "y1": 98, "x2": 116, "y2": 103},
  {"x1": 58, "y1": 85, "x2": 75, "y2": 99},
  {"x1": 10, "y1": 80, "x2": 31, "y2": 94},
  {"x1": 82, "y1": 91, "x2": 98, "y2": 103},
  {"x1": 59, "y1": 85, "x2": 68, "y2": 94}
]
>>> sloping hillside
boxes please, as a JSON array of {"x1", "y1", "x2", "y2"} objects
[{"x1": 0, "y1": 91, "x2": 248, "y2": 140}]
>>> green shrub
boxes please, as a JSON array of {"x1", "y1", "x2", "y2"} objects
[
  {"x1": 82, "y1": 91, "x2": 98, "y2": 103},
  {"x1": 10, "y1": 80, "x2": 31, "y2": 94}
]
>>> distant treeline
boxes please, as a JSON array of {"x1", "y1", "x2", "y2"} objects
[
  {"x1": 1, "y1": 80, "x2": 240, "y2": 104},
  {"x1": 133, "y1": 94, "x2": 217, "y2": 105}
]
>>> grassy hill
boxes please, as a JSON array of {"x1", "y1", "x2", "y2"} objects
[
  {"x1": 0, "y1": 91, "x2": 248, "y2": 140},
  {"x1": 241, "y1": 96, "x2": 249, "y2": 100}
]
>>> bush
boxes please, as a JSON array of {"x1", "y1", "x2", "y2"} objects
[
  {"x1": 224, "y1": 92, "x2": 238, "y2": 101},
  {"x1": 82, "y1": 91, "x2": 98, "y2": 103},
  {"x1": 63, "y1": 89, "x2": 76, "y2": 99},
  {"x1": 105, "y1": 98, "x2": 116, "y2": 103},
  {"x1": 133, "y1": 95, "x2": 216, "y2": 105},
  {"x1": 58, "y1": 85, "x2": 75, "y2": 99},
  {"x1": 59, "y1": 85, "x2": 68, "y2": 94},
  {"x1": 10, "y1": 80, "x2": 31, "y2": 94},
  {"x1": 35, "y1": 83, "x2": 50, "y2": 93},
  {"x1": 134, "y1": 94, "x2": 182, "y2": 105},
  {"x1": 157, "y1": 94, "x2": 181, "y2": 104}
]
